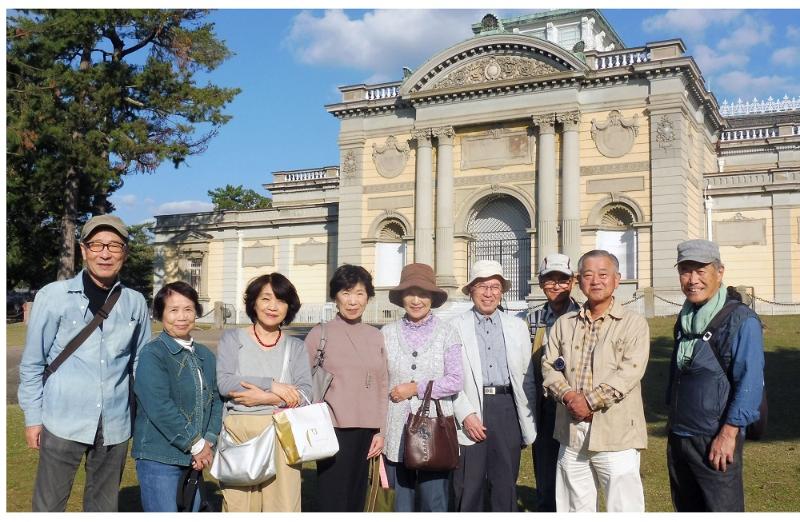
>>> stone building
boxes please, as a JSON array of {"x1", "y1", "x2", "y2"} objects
[{"x1": 153, "y1": 9, "x2": 800, "y2": 323}]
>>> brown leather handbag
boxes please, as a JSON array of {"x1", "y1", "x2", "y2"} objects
[{"x1": 403, "y1": 381, "x2": 459, "y2": 471}]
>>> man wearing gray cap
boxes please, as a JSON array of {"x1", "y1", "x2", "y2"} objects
[
  {"x1": 451, "y1": 260, "x2": 537, "y2": 511},
  {"x1": 667, "y1": 239, "x2": 765, "y2": 511},
  {"x1": 527, "y1": 253, "x2": 580, "y2": 512},
  {"x1": 19, "y1": 214, "x2": 151, "y2": 511}
]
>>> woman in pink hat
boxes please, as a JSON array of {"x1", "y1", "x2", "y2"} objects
[{"x1": 380, "y1": 263, "x2": 463, "y2": 512}]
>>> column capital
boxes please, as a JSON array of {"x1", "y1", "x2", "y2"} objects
[
  {"x1": 557, "y1": 111, "x2": 581, "y2": 131},
  {"x1": 412, "y1": 128, "x2": 433, "y2": 145},
  {"x1": 432, "y1": 126, "x2": 455, "y2": 145},
  {"x1": 532, "y1": 113, "x2": 556, "y2": 133}
]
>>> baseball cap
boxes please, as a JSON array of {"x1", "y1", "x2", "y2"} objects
[
  {"x1": 81, "y1": 215, "x2": 129, "y2": 242},
  {"x1": 538, "y1": 253, "x2": 573, "y2": 277}
]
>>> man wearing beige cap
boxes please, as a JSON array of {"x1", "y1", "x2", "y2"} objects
[
  {"x1": 19, "y1": 214, "x2": 151, "y2": 511},
  {"x1": 542, "y1": 249, "x2": 649, "y2": 512},
  {"x1": 527, "y1": 253, "x2": 580, "y2": 512},
  {"x1": 667, "y1": 239, "x2": 764, "y2": 511},
  {"x1": 451, "y1": 260, "x2": 537, "y2": 511}
]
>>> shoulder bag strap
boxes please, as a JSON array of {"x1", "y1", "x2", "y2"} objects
[
  {"x1": 44, "y1": 285, "x2": 123, "y2": 380},
  {"x1": 701, "y1": 300, "x2": 744, "y2": 375},
  {"x1": 314, "y1": 321, "x2": 327, "y2": 369}
]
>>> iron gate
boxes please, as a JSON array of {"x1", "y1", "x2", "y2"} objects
[{"x1": 467, "y1": 237, "x2": 531, "y2": 301}]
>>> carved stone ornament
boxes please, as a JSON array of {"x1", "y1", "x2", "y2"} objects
[
  {"x1": 341, "y1": 150, "x2": 358, "y2": 179},
  {"x1": 590, "y1": 110, "x2": 640, "y2": 158},
  {"x1": 372, "y1": 136, "x2": 410, "y2": 179},
  {"x1": 433, "y1": 56, "x2": 559, "y2": 90},
  {"x1": 656, "y1": 115, "x2": 676, "y2": 149},
  {"x1": 557, "y1": 111, "x2": 581, "y2": 130},
  {"x1": 532, "y1": 113, "x2": 557, "y2": 131},
  {"x1": 411, "y1": 128, "x2": 433, "y2": 144}
]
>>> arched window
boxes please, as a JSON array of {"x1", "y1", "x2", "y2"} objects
[
  {"x1": 375, "y1": 219, "x2": 406, "y2": 287},
  {"x1": 596, "y1": 203, "x2": 637, "y2": 280}
]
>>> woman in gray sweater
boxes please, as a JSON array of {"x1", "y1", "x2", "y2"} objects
[{"x1": 215, "y1": 273, "x2": 311, "y2": 512}]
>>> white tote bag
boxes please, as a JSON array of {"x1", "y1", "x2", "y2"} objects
[
  {"x1": 210, "y1": 345, "x2": 290, "y2": 486},
  {"x1": 273, "y1": 391, "x2": 339, "y2": 465}
]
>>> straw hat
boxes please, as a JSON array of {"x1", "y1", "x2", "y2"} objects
[{"x1": 388, "y1": 263, "x2": 448, "y2": 308}]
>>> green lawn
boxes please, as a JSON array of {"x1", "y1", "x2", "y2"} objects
[{"x1": 6, "y1": 315, "x2": 800, "y2": 511}]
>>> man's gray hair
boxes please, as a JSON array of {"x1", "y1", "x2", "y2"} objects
[{"x1": 577, "y1": 249, "x2": 620, "y2": 274}]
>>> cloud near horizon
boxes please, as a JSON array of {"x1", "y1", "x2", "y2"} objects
[{"x1": 153, "y1": 200, "x2": 214, "y2": 216}]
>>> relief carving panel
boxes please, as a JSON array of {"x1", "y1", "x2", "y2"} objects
[
  {"x1": 461, "y1": 128, "x2": 534, "y2": 170},
  {"x1": 294, "y1": 238, "x2": 327, "y2": 265},
  {"x1": 242, "y1": 242, "x2": 275, "y2": 267},
  {"x1": 713, "y1": 213, "x2": 767, "y2": 247},
  {"x1": 434, "y1": 56, "x2": 559, "y2": 90}
]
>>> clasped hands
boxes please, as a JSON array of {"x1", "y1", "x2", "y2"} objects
[
  {"x1": 562, "y1": 390, "x2": 593, "y2": 422},
  {"x1": 390, "y1": 382, "x2": 417, "y2": 403},
  {"x1": 191, "y1": 441, "x2": 214, "y2": 470}
]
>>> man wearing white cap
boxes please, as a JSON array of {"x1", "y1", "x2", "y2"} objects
[
  {"x1": 451, "y1": 260, "x2": 537, "y2": 511},
  {"x1": 527, "y1": 253, "x2": 580, "y2": 512}
]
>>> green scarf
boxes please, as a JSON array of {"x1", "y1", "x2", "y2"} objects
[{"x1": 677, "y1": 285, "x2": 727, "y2": 369}]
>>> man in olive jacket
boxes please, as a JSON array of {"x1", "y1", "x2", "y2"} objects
[{"x1": 542, "y1": 250, "x2": 650, "y2": 512}]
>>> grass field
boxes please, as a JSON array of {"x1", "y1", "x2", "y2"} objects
[{"x1": 6, "y1": 315, "x2": 800, "y2": 511}]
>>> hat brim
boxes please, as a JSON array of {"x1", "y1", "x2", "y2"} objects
[
  {"x1": 461, "y1": 275, "x2": 512, "y2": 295},
  {"x1": 389, "y1": 283, "x2": 448, "y2": 309},
  {"x1": 538, "y1": 268, "x2": 574, "y2": 278}
]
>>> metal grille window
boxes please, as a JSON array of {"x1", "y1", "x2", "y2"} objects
[
  {"x1": 467, "y1": 195, "x2": 532, "y2": 301},
  {"x1": 188, "y1": 258, "x2": 202, "y2": 292}
]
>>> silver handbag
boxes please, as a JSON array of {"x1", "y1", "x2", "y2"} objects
[
  {"x1": 311, "y1": 321, "x2": 333, "y2": 403},
  {"x1": 210, "y1": 345, "x2": 290, "y2": 486}
]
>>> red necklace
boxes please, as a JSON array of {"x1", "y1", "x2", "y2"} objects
[{"x1": 253, "y1": 325, "x2": 281, "y2": 348}]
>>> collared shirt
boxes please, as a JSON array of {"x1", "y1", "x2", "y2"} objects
[
  {"x1": 473, "y1": 308, "x2": 510, "y2": 386},
  {"x1": 18, "y1": 270, "x2": 151, "y2": 445},
  {"x1": 548, "y1": 299, "x2": 623, "y2": 411},
  {"x1": 528, "y1": 297, "x2": 582, "y2": 341}
]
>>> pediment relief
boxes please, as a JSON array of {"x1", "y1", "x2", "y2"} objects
[
  {"x1": 170, "y1": 230, "x2": 213, "y2": 244},
  {"x1": 400, "y1": 35, "x2": 587, "y2": 97},
  {"x1": 433, "y1": 56, "x2": 559, "y2": 90},
  {"x1": 372, "y1": 136, "x2": 410, "y2": 179}
]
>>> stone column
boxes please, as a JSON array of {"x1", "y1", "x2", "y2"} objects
[
  {"x1": 533, "y1": 113, "x2": 558, "y2": 267},
  {"x1": 433, "y1": 126, "x2": 457, "y2": 290},
  {"x1": 413, "y1": 129, "x2": 435, "y2": 266},
  {"x1": 558, "y1": 111, "x2": 582, "y2": 265}
]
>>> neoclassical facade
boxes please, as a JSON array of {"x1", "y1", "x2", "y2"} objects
[{"x1": 154, "y1": 10, "x2": 800, "y2": 322}]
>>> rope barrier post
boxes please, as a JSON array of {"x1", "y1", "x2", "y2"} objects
[
  {"x1": 213, "y1": 301, "x2": 224, "y2": 329},
  {"x1": 643, "y1": 287, "x2": 655, "y2": 319},
  {"x1": 23, "y1": 301, "x2": 33, "y2": 324}
]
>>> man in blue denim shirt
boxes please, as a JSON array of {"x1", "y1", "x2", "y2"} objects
[
  {"x1": 666, "y1": 239, "x2": 765, "y2": 511},
  {"x1": 18, "y1": 215, "x2": 151, "y2": 511}
]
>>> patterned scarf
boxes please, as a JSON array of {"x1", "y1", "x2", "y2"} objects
[{"x1": 677, "y1": 285, "x2": 727, "y2": 369}]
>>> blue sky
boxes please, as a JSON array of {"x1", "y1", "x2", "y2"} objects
[{"x1": 109, "y1": 7, "x2": 800, "y2": 226}]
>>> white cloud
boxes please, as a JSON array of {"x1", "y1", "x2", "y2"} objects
[
  {"x1": 284, "y1": 9, "x2": 536, "y2": 80},
  {"x1": 115, "y1": 194, "x2": 138, "y2": 207},
  {"x1": 717, "y1": 16, "x2": 773, "y2": 52},
  {"x1": 787, "y1": 25, "x2": 800, "y2": 40},
  {"x1": 692, "y1": 44, "x2": 744, "y2": 74},
  {"x1": 153, "y1": 200, "x2": 214, "y2": 215},
  {"x1": 642, "y1": 9, "x2": 740, "y2": 36},
  {"x1": 715, "y1": 71, "x2": 794, "y2": 100},
  {"x1": 771, "y1": 46, "x2": 800, "y2": 66}
]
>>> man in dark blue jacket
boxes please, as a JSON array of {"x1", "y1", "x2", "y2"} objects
[{"x1": 666, "y1": 239, "x2": 764, "y2": 511}]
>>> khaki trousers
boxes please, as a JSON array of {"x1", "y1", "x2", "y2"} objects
[{"x1": 220, "y1": 414, "x2": 302, "y2": 512}]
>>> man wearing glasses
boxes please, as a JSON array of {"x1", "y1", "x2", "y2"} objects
[
  {"x1": 527, "y1": 254, "x2": 580, "y2": 512},
  {"x1": 541, "y1": 250, "x2": 649, "y2": 511},
  {"x1": 19, "y1": 215, "x2": 151, "y2": 511},
  {"x1": 452, "y1": 260, "x2": 537, "y2": 511}
]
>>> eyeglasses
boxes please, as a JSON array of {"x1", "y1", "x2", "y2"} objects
[
  {"x1": 541, "y1": 280, "x2": 572, "y2": 288},
  {"x1": 84, "y1": 240, "x2": 126, "y2": 254},
  {"x1": 473, "y1": 283, "x2": 503, "y2": 294}
]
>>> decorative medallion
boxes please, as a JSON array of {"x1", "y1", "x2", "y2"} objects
[
  {"x1": 590, "y1": 110, "x2": 640, "y2": 158},
  {"x1": 433, "y1": 56, "x2": 559, "y2": 90},
  {"x1": 372, "y1": 136, "x2": 410, "y2": 179},
  {"x1": 656, "y1": 115, "x2": 676, "y2": 149}
]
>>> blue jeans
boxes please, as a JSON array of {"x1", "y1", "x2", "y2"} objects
[
  {"x1": 384, "y1": 459, "x2": 450, "y2": 512},
  {"x1": 135, "y1": 459, "x2": 200, "y2": 512}
]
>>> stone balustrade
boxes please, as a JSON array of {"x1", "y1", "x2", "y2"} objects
[
  {"x1": 720, "y1": 95, "x2": 800, "y2": 117},
  {"x1": 720, "y1": 127, "x2": 779, "y2": 141},
  {"x1": 366, "y1": 84, "x2": 400, "y2": 100},
  {"x1": 273, "y1": 167, "x2": 339, "y2": 183},
  {"x1": 595, "y1": 49, "x2": 651, "y2": 69}
]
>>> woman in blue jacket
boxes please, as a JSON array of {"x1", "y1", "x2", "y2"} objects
[{"x1": 132, "y1": 281, "x2": 223, "y2": 511}]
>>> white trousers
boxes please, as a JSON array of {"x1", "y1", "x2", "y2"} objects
[{"x1": 555, "y1": 421, "x2": 644, "y2": 512}]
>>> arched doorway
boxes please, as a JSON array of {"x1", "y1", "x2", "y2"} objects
[{"x1": 466, "y1": 195, "x2": 532, "y2": 300}]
